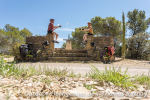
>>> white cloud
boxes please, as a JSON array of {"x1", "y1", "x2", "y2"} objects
[
  {"x1": 57, "y1": 37, "x2": 64, "y2": 41},
  {"x1": 56, "y1": 28, "x2": 74, "y2": 31},
  {"x1": 146, "y1": 14, "x2": 150, "y2": 17},
  {"x1": 37, "y1": 26, "x2": 47, "y2": 30},
  {"x1": 37, "y1": 26, "x2": 74, "y2": 32}
]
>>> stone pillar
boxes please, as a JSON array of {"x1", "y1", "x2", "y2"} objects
[
  {"x1": 86, "y1": 35, "x2": 93, "y2": 50},
  {"x1": 46, "y1": 33, "x2": 54, "y2": 52},
  {"x1": 66, "y1": 40, "x2": 72, "y2": 50}
]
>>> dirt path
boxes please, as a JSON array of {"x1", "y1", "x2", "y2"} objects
[{"x1": 3, "y1": 57, "x2": 150, "y2": 77}]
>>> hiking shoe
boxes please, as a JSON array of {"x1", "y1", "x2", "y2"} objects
[
  {"x1": 55, "y1": 41, "x2": 59, "y2": 43},
  {"x1": 83, "y1": 42, "x2": 86, "y2": 45}
]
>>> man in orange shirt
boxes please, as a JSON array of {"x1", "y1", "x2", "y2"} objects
[
  {"x1": 47, "y1": 19, "x2": 62, "y2": 43},
  {"x1": 80, "y1": 22, "x2": 93, "y2": 44}
]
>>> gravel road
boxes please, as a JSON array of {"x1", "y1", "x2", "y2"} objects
[{"x1": 4, "y1": 57, "x2": 150, "y2": 77}]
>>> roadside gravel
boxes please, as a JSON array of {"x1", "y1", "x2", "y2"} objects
[{"x1": 4, "y1": 57, "x2": 150, "y2": 77}]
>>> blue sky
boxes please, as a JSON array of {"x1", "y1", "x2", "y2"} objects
[{"x1": 0, "y1": 0, "x2": 150, "y2": 48}]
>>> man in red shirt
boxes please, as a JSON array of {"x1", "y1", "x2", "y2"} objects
[{"x1": 47, "y1": 19, "x2": 61, "y2": 43}]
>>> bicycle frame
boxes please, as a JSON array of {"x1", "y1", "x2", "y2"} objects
[
  {"x1": 25, "y1": 43, "x2": 45, "y2": 58},
  {"x1": 93, "y1": 45, "x2": 110, "y2": 58}
]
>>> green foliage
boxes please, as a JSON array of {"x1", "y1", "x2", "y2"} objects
[
  {"x1": 71, "y1": 27, "x2": 87, "y2": 49},
  {"x1": 0, "y1": 24, "x2": 32, "y2": 55},
  {"x1": 122, "y1": 12, "x2": 126, "y2": 59},
  {"x1": 35, "y1": 34, "x2": 41, "y2": 36},
  {"x1": 133, "y1": 74, "x2": 150, "y2": 89},
  {"x1": 88, "y1": 64, "x2": 134, "y2": 89},
  {"x1": 91, "y1": 16, "x2": 123, "y2": 48},
  {"x1": 61, "y1": 42, "x2": 66, "y2": 48},
  {"x1": 0, "y1": 57, "x2": 22, "y2": 78},
  {"x1": 126, "y1": 32, "x2": 149, "y2": 59},
  {"x1": 91, "y1": 16, "x2": 122, "y2": 37},
  {"x1": 0, "y1": 29, "x2": 10, "y2": 48},
  {"x1": 127, "y1": 9, "x2": 150, "y2": 35},
  {"x1": 9, "y1": 42, "x2": 21, "y2": 56}
]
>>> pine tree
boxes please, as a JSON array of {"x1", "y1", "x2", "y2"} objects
[{"x1": 122, "y1": 12, "x2": 126, "y2": 59}]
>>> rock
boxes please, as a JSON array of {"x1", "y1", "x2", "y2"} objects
[
  {"x1": 60, "y1": 85, "x2": 67, "y2": 88},
  {"x1": 112, "y1": 97, "x2": 131, "y2": 100},
  {"x1": 0, "y1": 92, "x2": 5, "y2": 100},
  {"x1": 0, "y1": 80, "x2": 11, "y2": 85},
  {"x1": 10, "y1": 96, "x2": 18, "y2": 100},
  {"x1": 86, "y1": 81, "x2": 98, "y2": 85},
  {"x1": 79, "y1": 78, "x2": 85, "y2": 81},
  {"x1": 58, "y1": 77, "x2": 65, "y2": 81},
  {"x1": 40, "y1": 75, "x2": 47, "y2": 78},
  {"x1": 134, "y1": 96, "x2": 142, "y2": 100},
  {"x1": 85, "y1": 77, "x2": 91, "y2": 81},
  {"x1": 109, "y1": 82, "x2": 114, "y2": 86},
  {"x1": 0, "y1": 75, "x2": 3, "y2": 79},
  {"x1": 27, "y1": 83, "x2": 33, "y2": 87},
  {"x1": 42, "y1": 84, "x2": 47, "y2": 90},
  {"x1": 137, "y1": 86, "x2": 145, "y2": 92},
  {"x1": 23, "y1": 80, "x2": 29, "y2": 84},
  {"x1": 67, "y1": 86, "x2": 92, "y2": 99},
  {"x1": 99, "y1": 81, "x2": 105, "y2": 86},
  {"x1": 13, "y1": 80, "x2": 20, "y2": 84},
  {"x1": 31, "y1": 76, "x2": 39, "y2": 78},
  {"x1": 95, "y1": 86, "x2": 105, "y2": 91},
  {"x1": 73, "y1": 78, "x2": 79, "y2": 82},
  {"x1": 105, "y1": 88, "x2": 112, "y2": 93}
]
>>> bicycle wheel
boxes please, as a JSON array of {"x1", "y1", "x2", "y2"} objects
[
  {"x1": 86, "y1": 49, "x2": 97, "y2": 61},
  {"x1": 28, "y1": 51, "x2": 36, "y2": 62},
  {"x1": 20, "y1": 54, "x2": 26, "y2": 62},
  {"x1": 108, "y1": 54, "x2": 115, "y2": 63},
  {"x1": 102, "y1": 50, "x2": 109, "y2": 64},
  {"x1": 14, "y1": 56, "x2": 19, "y2": 63},
  {"x1": 41, "y1": 48, "x2": 53, "y2": 61}
]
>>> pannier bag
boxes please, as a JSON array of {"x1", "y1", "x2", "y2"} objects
[
  {"x1": 104, "y1": 46, "x2": 115, "y2": 57},
  {"x1": 107, "y1": 46, "x2": 115, "y2": 56},
  {"x1": 90, "y1": 42, "x2": 95, "y2": 47},
  {"x1": 44, "y1": 41, "x2": 49, "y2": 46},
  {"x1": 19, "y1": 44, "x2": 29, "y2": 56}
]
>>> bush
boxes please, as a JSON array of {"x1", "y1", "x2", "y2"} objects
[
  {"x1": 126, "y1": 32, "x2": 149, "y2": 60},
  {"x1": 9, "y1": 42, "x2": 22, "y2": 56}
]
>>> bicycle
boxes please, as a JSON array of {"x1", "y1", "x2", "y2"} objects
[
  {"x1": 18, "y1": 41, "x2": 53, "y2": 62},
  {"x1": 86, "y1": 42, "x2": 115, "y2": 64}
]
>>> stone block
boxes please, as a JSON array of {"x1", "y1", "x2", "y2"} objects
[
  {"x1": 66, "y1": 40, "x2": 72, "y2": 50},
  {"x1": 86, "y1": 35, "x2": 93, "y2": 50},
  {"x1": 46, "y1": 33, "x2": 54, "y2": 52}
]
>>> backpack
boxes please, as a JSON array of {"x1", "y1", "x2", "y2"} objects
[
  {"x1": 19, "y1": 44, "x2": 29, "y2": 56},
  {"x1": 107, "y1": 46, "x2": 115, "y2": 56},
  {"x1": 104, "y1": 46, "x2": 115, "y2": 57}
]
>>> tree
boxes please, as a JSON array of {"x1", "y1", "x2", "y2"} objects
[
  {"x1": 127, "y1": 9, "x2": 150, "y2": 36},
  {"x1": 71, "y1": 27, "x2": 87, "y2": 49},
  {"x1": 126, "y1": 32, "x2": 149, "y2": 59},
  {"x1": 91, "y1": 16, "x2": 122, "y2": 37},
  {"x1": 0, "y1": 24, "x2": 33, "y2": 55},
  {"x1": 20, "y1": 28, "x2": 32, "y2": 41},
  {"x1": 122, "y1": 12, "x2": 126, "y2": 59},
  {"x1": 0, "y1": 29, "x2": 10, "y2": 47},
  {"x1": 61, "y1": 42, "x2": 66, "y2": 48},
  {"x1": 91, "y1": 16, "x2": 123, "y2": 48}
]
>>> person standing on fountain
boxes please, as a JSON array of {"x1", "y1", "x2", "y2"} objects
[
  {"x1": 47, "y1": 19, "x2": 62, "y2": 43},
  {"x1": 80, "y1": 22, "x2": 93, "y2": 44}
]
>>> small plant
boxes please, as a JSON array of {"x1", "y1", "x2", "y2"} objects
[
  {"x1": 83, "y1": 83, "x2": 94, "y2": 90},
  {"x1": 68, "y1": 70, "x2": 76, "y2": 77},
  {"x1": 77, "y1": 73, "x2": 81, "y2": 78},
  {"x1": 88, "y1": 64, "x2": 134, "y2": 89},
  {"x1": 133, "y1": 73, "x2": 150, "y2": 89}
]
